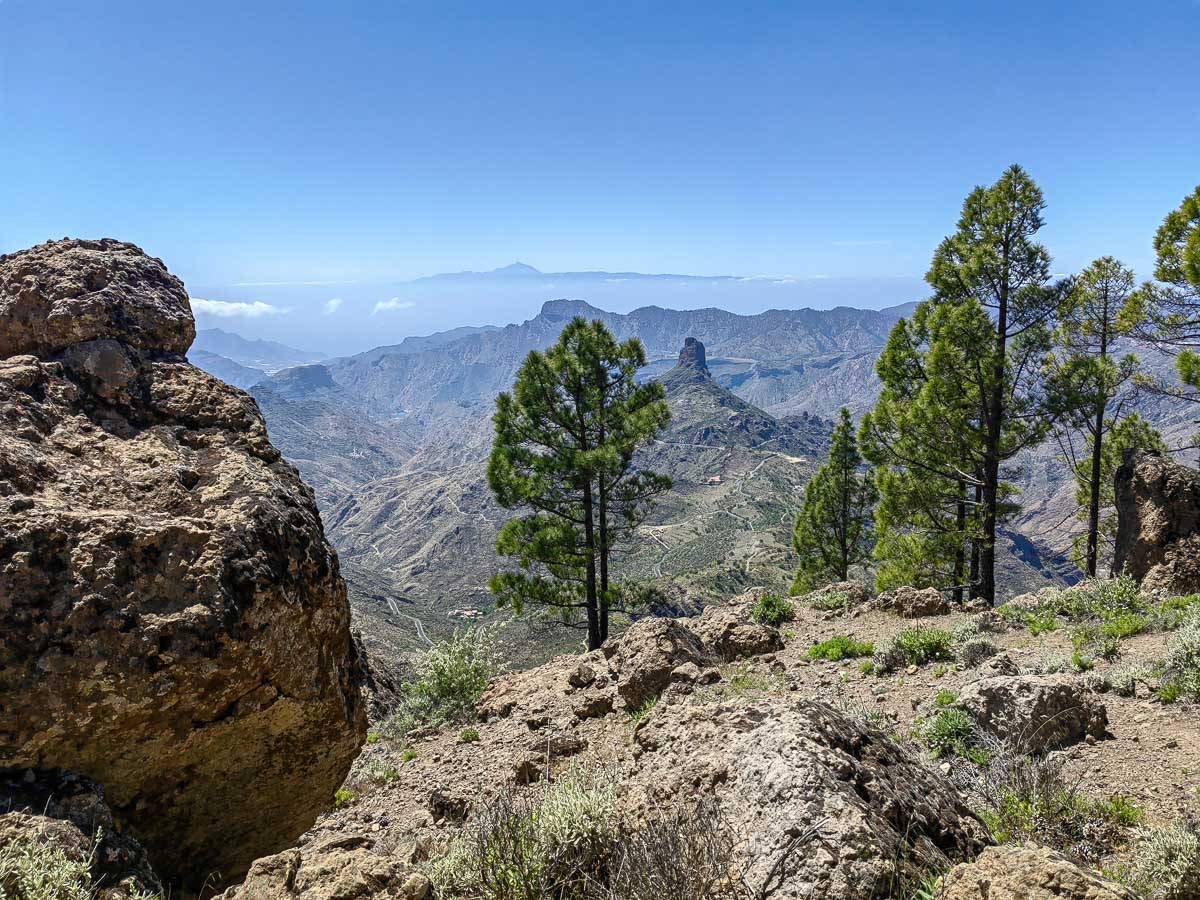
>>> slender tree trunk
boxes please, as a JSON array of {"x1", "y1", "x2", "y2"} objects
[
  {"x1": 1086, "y1": 324, "x2": 1110, "y2": 578},
  {"x1": 1086, "y1": 403, "x2": 1105, "y2": 577},
  {"x1": 969, "y1": 485, "x2": 982, "y2": 600},
  {"x1": 953, "y1": 480, "x2": 966, "y2": 604},
  {"x1": 582, "y1": 479, "x2": 601, "y2": 651},
  {"x1": 980, "y1": 252, "x2": 1010, "y2": 605},
  {"x1": 598, "y1": 473, "x2": 610, "y2": 642}
]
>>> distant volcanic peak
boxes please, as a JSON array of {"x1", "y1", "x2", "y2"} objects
[
  {"x1": 494, "y1": 261, "x2": 540, "y2": 276},
  {"x1": 678, "y1": 336, "x2": 709, "y2": 374}
]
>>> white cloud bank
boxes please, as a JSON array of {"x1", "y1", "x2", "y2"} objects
[
  {"x1": 323, "y1": 297, "x2": 344, "y2": 315},
  {"x1": 372, "y1": 297, "x2": 416, "y2": 315},
  {"x1": 191, "y1": 298, "x2": 284, "y2": 318}
]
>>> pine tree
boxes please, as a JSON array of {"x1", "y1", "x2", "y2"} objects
[
  {"x1": 1070, "y1": 414, "x2": 1166, "y2": 573},
  {"x1": 791, "y1": 408, "x2": 877, "y2": 592},
  {"x1": 925, "y1": 164, "x2": 1065, "y2": 603},
  {"x1": 860, "y1": 300, "x2": 992, "y2": 599},
  {"x1": 487, "y1": 317, "x2": 670, "y2": 650},
  {"x1": 1045, "y1": 257, "x2": 1152, "y2": 576},
  {"x1": 1129, "y1": 185, "x2": 1200, "y2": 450}
]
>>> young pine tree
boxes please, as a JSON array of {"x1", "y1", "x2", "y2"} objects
[
  {"x1": 925, "y1": 164, "x2": 1065, "y2": 603},
  {"x1": 859, "y1": 300, "x2": 993, "y2": 600},
  {"x1": 487, "y1": 317, "x2": 670, "y2": 651},
  {"x1": 1045, "y1": 257, "x2": 1159, "y2": 576},
  {"x1": 791, "y1": 408, "x2": 877, "y2": 592},
  {"x1": 1130, "y1": 185, "x2": 1200, "y2": 451}
]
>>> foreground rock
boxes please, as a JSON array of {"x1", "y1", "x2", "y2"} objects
[
  {"x1": 628, "y1": 697, "x2": 989, "y2": 897},
  {"x1": 873, "y1": 584, "x2": 952, "y2": 617},
  {"x1": 957, "y1": 675, "x2": 1107, "y2": 753},
  {"x1": 218, "y1": 834, "x2": 432, "y2": 900},
  {"x1": 941, "y1": 845, "x2": 1137, "y2": 899},
  {"x1": 0, "y1": 239, "x2": 367, "y2": 891},
  {"x1": 1113, "y1": 449, "x2": 1200, "y2": 595},
  {"x1": 282, "y1": 603, "x2": 988, "y2": 899}
]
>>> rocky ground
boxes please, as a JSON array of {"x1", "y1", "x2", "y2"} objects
[{"x1": 227, "y1": 576, "x2": 1200, "y2": 899}]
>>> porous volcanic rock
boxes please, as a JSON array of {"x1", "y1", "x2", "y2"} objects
[
  {"x1": 0, "y1": 238, "x2": 194, "y2": 358},
  {"x1": 217, "y1": 834, "x2": 432, "y2": 900},
  {"x1": 0, "y1": 239, "x2": 366, "y2": 891},
  {"x1": 941, "y1": 845, "x2": 1137, "y2": 899},
  {"x1": 873, "y1": 584, "x2": 951, "y2": 617},
  {"x1": 627, "y1": 698, "x2": 990, "y2": 897},
  {"x1": 1113, "y1": 449, "x2": 1200, "y2": 594},
  {"x1": 957, "y1": 674, "x2": 1107, "y2": 752}
]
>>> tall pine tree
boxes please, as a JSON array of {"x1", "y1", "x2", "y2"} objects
[
  {"x1": 488, "y1": 317, "x2": 670, "y2": 650},
  {"x1": 925, "y1": 164, "x2": 1065, "y2": 603},
  {"x1": 791, "y1": 408, "x2": 877, "y2": 592},
  {"x1": 1045, "y1": 257, "x2": 1159, "y2": 575}
]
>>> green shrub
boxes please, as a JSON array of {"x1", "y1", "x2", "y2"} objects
[
  {"x1": 808, "y1": 590, "x2": 850, "y2": 612},
  {"x1": 459, "y1": 727, "x2": 481, "y2": 743},
  {"x1": 806, "y1": 634, "x2": 874, "y2": 661},
  {"x1": 427, "y1": 768, "x2": 618, "y2": 898},
  {"x1": 1152, "y1": 594, "x2": 1200, "y2": 630},
  {"x1": 334, "y1": 787, "x2": 356, "y2": 807},
  {"x1": 1070, "y1": 623, "x2": 1120, "y2": 661},
  {"x1": 401, "y1": 748, "x2": 418, "y2": 762},
  {"x1": 859, "y1": 659, "x2": 875, "y2": 675},
  {"x1": 934, "y1": 689, "x2": 958, "y2": 708},
  {"x1": 996, "y1": 603, "x2": 1029, "y2": 624},
  {"x1": 1162, "y1": 614, "x2": 1200, "y2": 701},
  {"x1": 894, "y1": 627, "x2": 954, "y2": 666},
  {"x1": 1127, "y1": 821, "x2": 1200, "y2": 899},
  {"x1": 1047, "y1": 576, "x2": 1146, "y2": 621},
  {"x1": 719, "y1": 665, "x2": 783, "y2": 697},
  {"x1": 1101, "y1": 611, "x2": 1147, "y2": 640},
  {"x1": 0, "y1": 832, "x2": 94, "y2": 900},
  {"x1": 1027, "y1": 608, "x2": 1060, "y2": 635},
  {"x1": 972, "y1": 744, "x2": 1142, "y2": 864},
  {"x1": 381, "y1": 627, "x2": 498, "y2": 739},
  {"x1": 751, "y1": 593, "x2": 795, "y2": 626},
  {"x1": 918, "y1": 708, "x2": 984, "y2": 761}
]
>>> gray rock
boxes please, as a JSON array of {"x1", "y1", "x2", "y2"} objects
[
  {"x1": 957, "y1": 674, "x2": 1107, "y2": 752},
  {"x1": 1113, "y1": 449, "x2": 1200, "y2": 594}
]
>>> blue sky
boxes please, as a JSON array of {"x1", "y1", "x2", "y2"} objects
[{"x1": 2, "y1": 1, "x2": 1198, "y2": 353}]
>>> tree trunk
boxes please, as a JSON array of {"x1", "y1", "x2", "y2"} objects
[
  {"x1": 581, "y1": 479, "x2": 601, "y2": 651},
  {"x1": 953, "y1": 481, "x2": 966, "y2": 604},
  {"x1": 969, "y1": 485, "x2": 982, "y2": 600},
  {"x1": 1086, "y1": 403, "x2": 1105, "y2": 577},
  {"x1": 598, "y1": 473, "x2": 610, "y2": 642},
  {"x1": 979, "y1": 252, "x2": 1010, "y2": 606}
]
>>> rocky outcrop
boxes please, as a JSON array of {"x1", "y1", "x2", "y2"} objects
[
  {"x1": 627, "y1": 698, "x2": 989, "y2": 897},
  {"x1": 218, "y1": 834, "x2": 432, "y2": 900},
  {"x1": 1113, "y1": 449, "x2": 1200, "y2": 594},
  {"x1": 0, "y1": 239, "x2": 366, "y2": 891},
  {"x1": 941, "y1": 845, "x2": 1137, "y2": 899},
  {"x1": 957, "y1": 675, "x2": 1107, "y2": 752},
  {"x1": 873, "y1": 585, "x2": 952, "y2": 617},
  {"x1": 677, "y1": 335, "x2": 709, "y2": 373},
  {"x1": 611, "y1": 617, "x2": 714, "y2": 708}
]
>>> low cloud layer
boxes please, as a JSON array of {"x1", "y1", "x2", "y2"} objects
[
  {"x1": 372, "y1": 297, "x2": 416, "y2": 315},
  {"x1": 191, "y1": 298, "x2": 284, "y2": 318}
]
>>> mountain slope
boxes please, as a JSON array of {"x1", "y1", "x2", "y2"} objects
[{"x1": 193, "y1": 327, "x2": 326, "y2": 373}]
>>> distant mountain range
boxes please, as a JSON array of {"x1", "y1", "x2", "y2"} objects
[
  {"x1": 189, "y1": 328, "x2": 327, "y2": 384},
  {"x1": 186, "y1": 296, "x2": 1197, "y2": 658}
]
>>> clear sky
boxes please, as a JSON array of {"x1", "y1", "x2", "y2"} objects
[{"x1": 2, "y1": 1, "x2": 1198, "y2": 352}]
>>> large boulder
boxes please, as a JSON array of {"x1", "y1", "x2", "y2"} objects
[
  {"x1": 1113, "y1": 449, "x2": 1200, "y2": 594},
  {"x1": 612, "y1": 617, "x2": 714, "y2": 709},
  {"x1": 873, "y1": 585, "x2": 952, "y2": 617},
  {"x1": 0, "y1": 239, "x2": 366, "y2": 891},
  {"x1": 218, "y1": 834, "x2": 432, "y2": 900},
  {"x1": 0, "y1": 238, "x2": 194, "y2": 358},
  {"x1": 628, "y1": 699, "x2": 989, "y2": 897},
  {"x1": 957, "y1": 675, "x2": 1107, "y2": 753},
  {"x1": 941, "y1": 845, "x2": 1137, "y2": 899}
]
